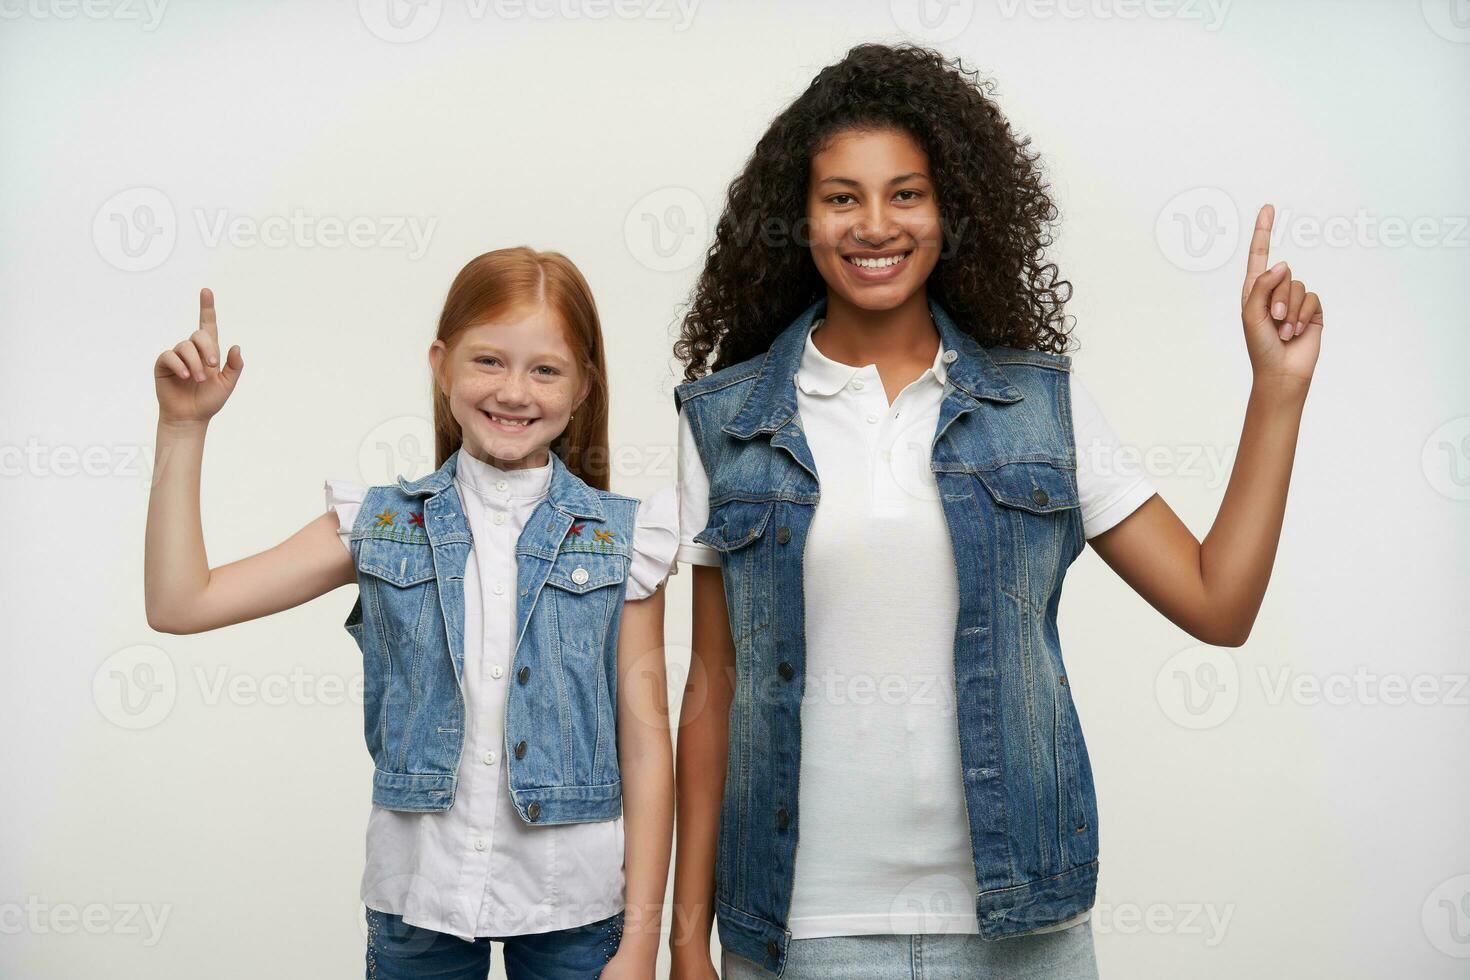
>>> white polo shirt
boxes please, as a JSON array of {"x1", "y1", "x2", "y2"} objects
[{"x1": 675, "y1": 317, "x2": 1154, "y2": 939}]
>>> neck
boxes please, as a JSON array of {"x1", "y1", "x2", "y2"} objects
[
  {"x1": 813, "y1": 289, "x2": 939, "y2": 368},
  {"x1": 463, "y1": 443, "x2": 551, "y2": 471}
]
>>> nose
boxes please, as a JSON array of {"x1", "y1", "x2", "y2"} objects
[
  {"x1": 495, "y1": 373, "x2": 533, "y2": 407},
  {"x1": 852, "y1": 204, "x2": 899, "y2": 248}
]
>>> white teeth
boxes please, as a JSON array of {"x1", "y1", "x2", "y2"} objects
[
  {"x1": 488, "y1": 413, "x2": 532, "y2": 427},
  {"x1": 847, "y1": 252, "x2": 909, "y2": 269}
]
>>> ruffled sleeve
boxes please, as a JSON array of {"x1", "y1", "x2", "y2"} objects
[
  {"x1": 324, "y1": 479, "x2": 368, "y2": 557},
  {"x1": 626, "y1": 486, "x2": 679, "y2": 601}
]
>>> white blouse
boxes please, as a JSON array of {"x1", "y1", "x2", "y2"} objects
[{"x1": 326, "y1": 446, "x2": 678, "y2": 940}]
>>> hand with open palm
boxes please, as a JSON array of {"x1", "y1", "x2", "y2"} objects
[{"x1": 154, "y1": 287, "x2": 245, "y2": 425}]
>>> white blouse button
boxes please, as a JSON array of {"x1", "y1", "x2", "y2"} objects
[
  {"x1": 483, "y1": 750, "x2": 496, "y2": 765},
  {"x1": 571, "y1": 567, "x2": 589, "y2": 585},
  {"x1": 493, "y1": 582, "x2": 504, "y2": 595},
  {"x1": 493, "y1": 512, "x2": 506, "y2": 525},
  {"x1": 495, "y1": 479, "x2": 508, "y2": 491},
  {"x1": 490, "y1": 664, "x2": 504, "y2": 679},
  {"x1": 850, "y1": 379, "x2": 865, "y2": 390},
  {"x1": 474, "y1": 837, "x2": 487, "y2": 851},
  {"x1": 866, "y1": 413, "x2": 879, "y2": 424}
]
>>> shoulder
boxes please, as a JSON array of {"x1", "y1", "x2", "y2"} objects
[
  {"x1": 626, "y1": 487, "x2": 679, "y2": 599},
  {"x1": 673, "y1": 351, "x2": 767, "y2": 410},
  {"x1": 983, "y1": 346, "x2": 1074, "y2": 405},
  {"x1": 983, "y1": 345, "x2": 1073, "y2": 373},
  {"x1": 324, "y1": 478, "x2": 369, "y2": 507}
]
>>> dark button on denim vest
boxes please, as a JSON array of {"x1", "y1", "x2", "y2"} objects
[
  {"x1": 674, "y1": 296, "x2": 1098, "y2": 975},
  {"x1": 343, "y1": 449, "x2": 638, "y2": 826}
]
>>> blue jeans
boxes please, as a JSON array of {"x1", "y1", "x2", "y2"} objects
[
  {"x1": 364, "y1": 906, "x2": 624, "y2": 979},
  {"x1": 720, "y1": 919, "x2": 1098, "y2": 979}
]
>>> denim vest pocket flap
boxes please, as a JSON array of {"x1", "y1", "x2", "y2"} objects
[
  {"x1": 693, "y1": 500, "x2": 773, "y2": 552},
  {"x1": 544, "y1": 551, "x2": 628, "y2": 594},
  {"x1": 975, "y1": 460, "x2": 1080, "y2": 514},
  {"x1": 357, "y1": 538, "x2": 437, "y2": 586}
]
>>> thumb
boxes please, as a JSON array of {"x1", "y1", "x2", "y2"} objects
[
  {"x1": 1244, "y1": 260, "x2": 1289, "y2": 323},
  {"x1": 219, "y1": 344, "x2": 245, "y2": 389}
]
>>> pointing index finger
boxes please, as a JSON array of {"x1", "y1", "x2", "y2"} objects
[
  {"x1": 199, "y1": 287, "x2": 218, "y2": 341},
  {"x1": 1242, "y1": 204, "x2": 1274, "y2": 304}
]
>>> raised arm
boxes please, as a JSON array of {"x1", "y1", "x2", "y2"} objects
[
  {"x1": 144, "y1": 288, "x2": 355, "y2": 636},
  {"x1": 669, "y1": 563, "x2": 736, "y2": 980},
  {"x1": 1088, "y1": 203, "x2": 1323, "y2": 647}
]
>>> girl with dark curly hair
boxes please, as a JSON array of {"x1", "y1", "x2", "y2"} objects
[{"x1": 668, "y1": 43, "x2": 1322, "y2": 980}]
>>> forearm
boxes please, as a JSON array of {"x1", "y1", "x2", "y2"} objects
[
  {"x1": 618, "y1": 731, "x2": 674, "y2": 963},
  {"x1": 1199, "y1": 377, "x2": 1309, "y2": 642},
  {"x1": 143, "y1": 418, "x2": 212, "y2": 631},
  {"x1": 669, "y1": 682, "x2": 727, "y2": 960}
]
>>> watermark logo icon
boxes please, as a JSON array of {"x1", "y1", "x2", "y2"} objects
[
  {"x1": 889, "y1": 0, "x2": 975, "y2": 42},
  {"x1": 359, "y1": 0, "x2": 443, "y2": 42},
  {"x1": 1155, "y1": 187, "x2": 1238, "y2": 272},
  {"x1": 93, "y1": 187, "x2": 176, "y2": 272},
  {"x1": 1422, "y1": 416, "x2": 1470, "y2": 501},
  {"x1": 1154, "y1": 644, "x2": 1239, "y2": 730},
  {"x1": 93, "y1": 644, "x2": 177, "y2": 730},
  {"x1": 624, "y1": 187, "x2": 707, "y2": 272}
]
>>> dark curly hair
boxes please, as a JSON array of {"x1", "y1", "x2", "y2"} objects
[{"x1": 675, "y1": 42, "x2": 1075, "y2": 382}]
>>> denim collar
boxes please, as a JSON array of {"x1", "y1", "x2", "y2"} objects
[
  {"x1": 724, "y1": 294, "x2": 1022, "y2": 439},
  {"x1": 397, "y1": 446, "x2": 605, "y2": 520},
  {"x1": 796, "y1": 315, "x2": 950, "y2": 396}
]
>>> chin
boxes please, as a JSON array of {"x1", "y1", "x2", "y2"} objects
[{"x1": 832, "y1": 281, "x2": 918, "y2": 311}]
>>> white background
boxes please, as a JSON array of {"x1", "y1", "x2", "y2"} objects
[{"x1": 2, "y1": 1, "x2": 1467, "y2": 977}]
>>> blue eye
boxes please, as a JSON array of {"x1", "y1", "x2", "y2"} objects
[{"x1": 476, "y1": 356, "x2": 501, "y2": 367}]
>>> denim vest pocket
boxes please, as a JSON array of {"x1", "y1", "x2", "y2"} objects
[
  {"x1": 973, "y1": 459, "x2": 1079, "y2": 514},
  {"x1": 357, "y1": 538, "x2": 439, "y2": 644},
  {"x1": 545, "y1": 550, "x2": 628, "y2": 595},
  {"x1": 693, "y1": 499, "x2": 774, "y2": 552},
  {"x1": 974, "y1": 461, "x2": 1081, "y2": 608}
]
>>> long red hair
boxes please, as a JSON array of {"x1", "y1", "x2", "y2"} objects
[{"x1": 431, "y1": 247, "x2": 611, "y2": 489}]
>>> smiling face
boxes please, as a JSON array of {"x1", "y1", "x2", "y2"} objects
[
  {"x1": 429, "y1": 305, "x2": 590, "y2": 471},
  {"x1": 805, "y1": 127, "x2": 943, "y2": 312}
]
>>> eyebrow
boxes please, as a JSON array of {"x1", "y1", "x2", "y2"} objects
[
  {"x1": 817, "y1": 172, "x2": 930, "y2": 187},
  {"x1": 465, "y1": 344, "x2": 571, "y2": 367}
]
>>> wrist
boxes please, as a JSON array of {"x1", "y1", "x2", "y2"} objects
[
  {"x1": 669, "y1": 943, "x2": 714, "y2": 966},
  {"x1": 158, "y1": 416, "x2": 210, "y2": 434},
  {"x1": 1250, "y1": 373, "x2": 1310, "y2": 406},
  {"x1": 613, "y1": 935, "x2": 660, "y2": 968}
]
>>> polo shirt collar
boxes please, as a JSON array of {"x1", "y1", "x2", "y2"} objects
[{"x1": 795, "y1": 316, "x2": 949, "y2": 397}]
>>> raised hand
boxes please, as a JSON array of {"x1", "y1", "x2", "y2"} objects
[
  {"x1": 154, "y1": 287, "x2": 245, "y2": 424},
  {"x1": 1239, "y1": 204, "x2": 1325, "y2": 389}
]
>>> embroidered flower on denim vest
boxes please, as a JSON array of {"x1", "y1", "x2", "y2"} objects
[
  {"x1": 368, "y1": 507, "x2": 428, "y2": 544},
  {"x1": 560, "y1": 522, "x2": 618, "y2": 554}
]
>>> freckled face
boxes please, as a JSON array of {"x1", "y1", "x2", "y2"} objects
[
  {"x1": 805, "y1": 127, "x2": 943, "y2": 311},
  {"x1": 429, "y1": 307, "x2": 590, "y2": 471}
]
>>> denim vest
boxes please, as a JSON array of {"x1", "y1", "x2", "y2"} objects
[
  {"x1": 342, "y1": 448, "x2": 638, "y2": 825},
  {"x1": 673, "y1": 296, "x2": 1097, "y2": 974}
]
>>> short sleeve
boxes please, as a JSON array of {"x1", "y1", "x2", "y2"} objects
[
  {"x1": 626, "y1": 486, "x2": 679, "y2": 601},
  {"x1": 676, "y1": 407, "x2": 721, "y2": 566},
  {"x1": 324, "y1": 479, "x2": 368, "y2": 556},
  {"x1": 1071, "y1": 374, "x2": 1157, "y2": 538}
]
